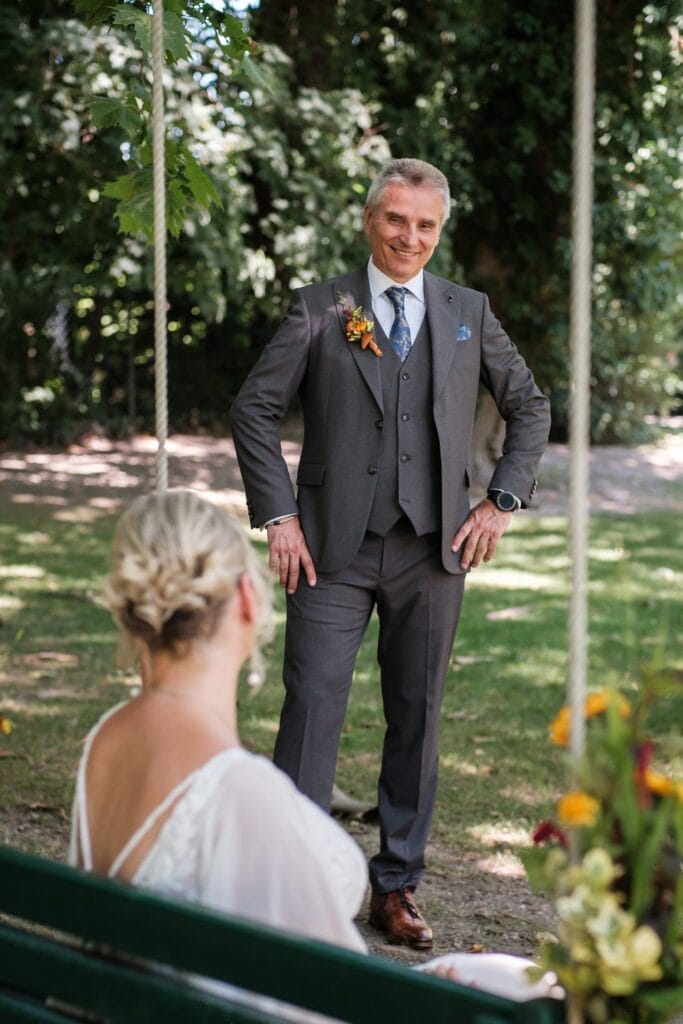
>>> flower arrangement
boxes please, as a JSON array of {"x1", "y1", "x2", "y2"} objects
[
  {"x1": 523, "y1": 676, "x2": 683, "y2": 1023},
  {"x1": 337, "y1": 292, "x2": 382, "y2": 357}
]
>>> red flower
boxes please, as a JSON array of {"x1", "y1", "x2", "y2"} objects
[
  {"x1": 532, "y1": 820, "x2": 568, "y2": 848},
  {"x1": 634, "y1": 739, "x2": 656, "y2": 808}
]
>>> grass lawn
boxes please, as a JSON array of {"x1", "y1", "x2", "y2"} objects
[{"x1": 1, "y1": 500, "x2": 681, "y2": 872}]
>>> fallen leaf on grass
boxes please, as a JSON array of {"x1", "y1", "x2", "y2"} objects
[
  {"x1": 25, "y1": 802, "x2": 69, "y2": 821},
  {"x1": 0, "y1": 749, "x2": 19, "y2": 758},
  {"x1": 23, "y1": 651, "x2": 80, "y2": 667}
]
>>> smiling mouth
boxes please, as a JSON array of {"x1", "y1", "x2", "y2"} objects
[{"x1": 391, "y1": 246, "x2": 419, "y2": 258}]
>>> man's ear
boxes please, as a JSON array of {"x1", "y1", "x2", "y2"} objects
[
  {"x1": 363, "y1": 204, "x2": 372, "y2": 234},
  {"x1": 236, "y1": 573, "x2": 257, "y2": 625}
]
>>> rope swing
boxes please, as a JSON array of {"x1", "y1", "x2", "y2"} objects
[
  {"x1": 152, "y1": 0, "x2": 169, "y2": 493},
  {"x1": 568, "y1": 0, "x2": 596, "y2": 769}
]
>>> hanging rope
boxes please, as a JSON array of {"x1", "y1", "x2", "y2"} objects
[
  {"x1": 152, "y1": 1, "x2": 169, "y2": 492},
  {"x1": 568, "y1": 0, "x2": 596, "y2": 766}
]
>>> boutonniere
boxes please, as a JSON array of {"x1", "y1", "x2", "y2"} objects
[
  {"x1": 456, "y1": 323, "x2": 472, "y2": 342},
  {"x1": 337, "y1": 292, "x2": 383, "y2": 357}
]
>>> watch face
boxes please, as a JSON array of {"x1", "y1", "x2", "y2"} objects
[{"x1": 496, "y1": 491, "x2": 517, "y2": 511}]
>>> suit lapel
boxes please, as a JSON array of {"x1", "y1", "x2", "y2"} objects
[
  {"x1": 425, "y1": 272, "x2": 462, "y2": 401},
  {"x1": 333, "y1": 269, "x2": 383, "y2": 413}
]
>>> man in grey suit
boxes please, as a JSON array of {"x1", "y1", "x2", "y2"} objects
[{"x1": 230, "y1": 158, "x2": 550, "y2": 949}]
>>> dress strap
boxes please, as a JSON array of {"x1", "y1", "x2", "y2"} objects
[
  {"x1": 107, "y1": 771, "x2": 198, "y2": 879},
  {"x1": 73, "y1": 701, "x2": 129, "y2": 871}
]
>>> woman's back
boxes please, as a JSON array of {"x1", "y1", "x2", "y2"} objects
[{"x1": 70, "y1": 698, "x2": 368, "y2": 953}]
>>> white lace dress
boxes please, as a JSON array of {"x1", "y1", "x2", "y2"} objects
[{"x1": 69, "y1": 702, "x2": 368, "y2": 1020}]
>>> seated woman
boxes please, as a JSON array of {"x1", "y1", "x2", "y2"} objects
[
  {"x1": 69, "y1": 489, "x2": 367, "y2": 957},
  {"x1": 69, "y1": 489, "x2": 560, "y2": 1010}
]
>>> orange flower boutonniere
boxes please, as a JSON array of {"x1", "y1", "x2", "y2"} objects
[{"x1": 337, "y1": 293, "x2": 382, "y2": 357}]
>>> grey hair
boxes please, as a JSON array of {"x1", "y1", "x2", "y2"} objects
[
  {"x1": 366, "y1": 158, "x2": 451, "y2": 223},
  {"x1": 104, "y1": 490, "x2": 273, "y2": 680}
]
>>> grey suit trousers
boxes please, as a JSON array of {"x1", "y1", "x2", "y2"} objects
[{"x1": 273, "y1": 517, "x2": 465, "y2": 894}]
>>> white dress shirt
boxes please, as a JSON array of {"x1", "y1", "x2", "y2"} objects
[{"x1": 367, "y1": 258, "x2": 427, "y2": 343}]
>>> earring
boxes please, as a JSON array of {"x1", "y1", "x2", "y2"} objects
[{"x1": 246, "y1": 645, "x2": 265, "y2": 690}]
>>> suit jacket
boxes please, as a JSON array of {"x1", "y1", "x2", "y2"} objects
[{"x1": 229, "y1": 267, "x2": 551, "y2": 575}]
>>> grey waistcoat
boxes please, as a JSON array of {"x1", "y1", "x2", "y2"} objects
[{"x1": 366, "y1": 316, "x2": 442, "y2": 537}]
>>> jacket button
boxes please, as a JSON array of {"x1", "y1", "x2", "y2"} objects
[
  {"x1": 375, "y1": 419, "x2": 384, "y2": 429},
  {"x1": 401, "y1": 413, "x2": 409, "y2": 421},
  {"x1": 401, "y1": 372, "x2": 409, "y2": 381},
  {"x1": 368, "y1": 465, "x2": 378, "y2": 475},
  {"x1": 400, "y1": 454, "x2": 410, "y2": 463}
]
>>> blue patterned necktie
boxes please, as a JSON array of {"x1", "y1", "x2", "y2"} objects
[{"x1": 385, "y1": 286, "x2": 412, "y2": 362}]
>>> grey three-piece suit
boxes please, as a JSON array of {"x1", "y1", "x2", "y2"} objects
[{"x1": 230, "y1": 266, "x2": 550, "y2": 893}]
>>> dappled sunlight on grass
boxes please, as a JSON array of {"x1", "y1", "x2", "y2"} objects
[
  {"x1": 440, "y1": 752, "x2": 495, "y2": 778},
  {"x1": 0, "y1": 564, "x2": 47, "y2": 580},
  {"x1": 474, "y1": 852, "x2": 526, "y2": 878},
  {"x1": 467, "y1": 822, "x2": 532, "y2": 848},
  {"x1": 469, "y1": 568, "x2": 566, "y2": 591}
]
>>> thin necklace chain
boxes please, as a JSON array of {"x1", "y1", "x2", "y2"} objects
[{"x1": 146, "y1": 687, "x2": 234, "y2": 732}]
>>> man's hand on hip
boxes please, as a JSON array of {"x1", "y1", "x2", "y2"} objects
[
  {"x1": 451, "y1": 499, "x2": 512, "y2": 570},
  {"x1": 266, "y1": 516, "x2": 317, "y2": 594}
]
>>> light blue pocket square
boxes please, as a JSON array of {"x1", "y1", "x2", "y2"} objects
[{"x1": 456, "y1": 323, "x2": 472, "y2": 341}]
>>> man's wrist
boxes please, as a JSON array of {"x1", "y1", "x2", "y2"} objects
[
  {"x1": 486, "y1": 489, "x2": 521, "y2": 513},
  {"x1": 264, "y1": 513, "x2": 298, "y2": 528}
]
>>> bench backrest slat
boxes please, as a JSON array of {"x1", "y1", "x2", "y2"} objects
[
  {"x1": 0, "y1": 846, "x2": 563, "y2": 1024},
  {"x1": 0, "y1": 923, "x2": 288, "y2": 1024}
]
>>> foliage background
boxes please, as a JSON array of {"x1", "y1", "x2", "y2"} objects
[{"x1": 1, "y1": 0, "x2": 681, "y2": 444}]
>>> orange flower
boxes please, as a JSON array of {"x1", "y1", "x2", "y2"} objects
[
  {"x1": 0, "y1": 716, "x2": 12, "y2": 735},
  {"x1": 550, "y1": 690, "x2": 631, "y2": 747},
  {"x1": 549, "y1": 705, "x2": 571, "y2": 746},
  {"x1": 644, "y1": 769, "x2": 683, "y2": 803},
  {"x1": 557, "y1": 791, "x2": 600, "y2": 827},
  {"x1": 585, "y1": 689, "x2": 632, "y2": 720}
]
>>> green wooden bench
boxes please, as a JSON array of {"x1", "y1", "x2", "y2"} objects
[{"x1": 0, "y1": 844, "x2": 564, "y2": 1023}]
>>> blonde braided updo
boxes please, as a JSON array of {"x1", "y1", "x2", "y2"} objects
[{"x1": 104, "y1": 491, "x2": 272, "y2": 677}]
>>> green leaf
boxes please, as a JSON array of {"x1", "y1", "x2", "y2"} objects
[
  {"x1": 116, "y1": 192, "x2": 155, "y2": 240},
  {"x1": 240, "y1": 53, "x2": 278, "y2": 98},
  {"x1": 72, "y1": 0, "x2": 115, "y2": 26},
  {"x1": 90, "y1": 97, "x2": 142, "y2": 132},
  {"x1": 163, "y1": 12, "x2": 190, "y2": 64},
  {"x1": 111, "y1": 6, "x2": 189, "y2": 63},
  {"x1": 111, "y1": 5, "x2": 151, "y2": 52},
  {"x1": 102, "y1": 174, "x2": 136, "y2": 201},
  {"x1": 166, "y1": 178, "x2": 187, "y2": 238},
  {"x1": 640, "y1": 985, "x2": 683, "y2": 1011},
  {"x1": 182, "y1": 150, "x2": 222, "y2": 211},
  {"x1": 214, "y1": 11, "x2": 252, "y2": 55}
]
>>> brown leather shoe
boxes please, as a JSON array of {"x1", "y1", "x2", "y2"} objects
[{"x1": 369, "y1": 888, "x2": 433, "y2": 949}]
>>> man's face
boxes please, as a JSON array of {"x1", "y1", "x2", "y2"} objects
[{"x1": 364, "y1": 182, "x2": 444, "y2": 283}]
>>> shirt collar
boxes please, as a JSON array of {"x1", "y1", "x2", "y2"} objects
[{"x1": 367, "y1": 258, "x2": 425, "y2": 305}]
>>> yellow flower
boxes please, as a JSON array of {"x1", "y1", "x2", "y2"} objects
[
  {"x1": 557, "y1": 791, "x2": 600, "y2": 827},
  {"x1": 0, "y1": 716, "x2": 12, "y2": 735},
  {"x1": 582, "y1": 848, "x2": 619, "y2": 888},
  {"x1": 585, "y1": 689, "x2": 631, "y2": 720},
  {"x1": 550, "y1": 705, "x2": 571, "y2": 746},
  {"x1": 645, "y1": 769, "x2": 675, "y2": 797},
  {"x1": 630, "y1": 925, "x2": 663, "y2": 978},
  {"x1": 549, "y1": 690, "x2": 631, "y2": 747}
]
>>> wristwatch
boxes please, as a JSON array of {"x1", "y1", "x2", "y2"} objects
[{"x1": 487, "y1": 489, "x2": 521, "y2": 513}]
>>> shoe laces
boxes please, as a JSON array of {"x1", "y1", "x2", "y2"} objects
[{"x1": 397, "y1": 887, "x2": 421, "y2": 918}]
